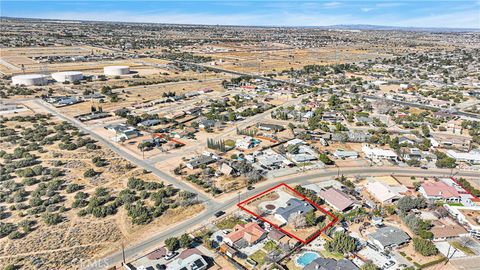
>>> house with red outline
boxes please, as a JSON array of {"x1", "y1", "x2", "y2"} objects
[{"x1": 237, "y1": 183, "x2": 338, "y2": 244}]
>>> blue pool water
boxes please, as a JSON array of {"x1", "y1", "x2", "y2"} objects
[{"x1": 296, "y1": 251, "x2": 320, "y2": 266}]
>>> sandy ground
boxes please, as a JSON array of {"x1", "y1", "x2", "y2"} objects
[
  {"x1": 205, "y1": 46, "x2": 389, "y2": 74},
  {"x1": 0, "y1": 110, "x2": 206, "y2": 269}
]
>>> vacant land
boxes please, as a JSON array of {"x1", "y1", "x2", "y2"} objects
[{"x1": 0, "y1": 111, "x2": 202, "y2": 269}]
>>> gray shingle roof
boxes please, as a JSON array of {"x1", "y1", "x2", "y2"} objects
[
  {"x1": 368, "y1": 226, "x2": 410, "y2": 248},
  {"x1": 304, "y1": 257, "x2": 359, "y2": 270},
  {"x1": 275, "y1": 198, "x2": 314, "y2": 221}
]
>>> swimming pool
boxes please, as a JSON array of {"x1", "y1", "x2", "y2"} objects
[{"x1": 296, "y1": 251, "x2": 320, "y2": 267}]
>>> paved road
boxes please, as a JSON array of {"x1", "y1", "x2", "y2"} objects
[
  {"x1": 19, "y1": 57, "x2": 479, "y2": 269},
  {"x1": 32, "y1": 99, "x2": 212, "y2": 203},
  {"x1": 87, "y1": 166, "x2": 478, "y2": 269},
  {"x1": 147, "y1": 92, "x2": 309, "y2": 164},
  {"x1": 29, "y1": 98, "x2": 480, "y2": 270}
]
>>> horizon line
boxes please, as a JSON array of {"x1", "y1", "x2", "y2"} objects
[{"x1": 2, "y1": 16, "x2": 479, "y2": 31}]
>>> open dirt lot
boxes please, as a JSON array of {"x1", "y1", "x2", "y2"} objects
[
  {"x1": 0, "y1": 109, "x2": 204, "y2": 269},
  {"x1": 202, "y1": 46, "x2": 389, "y2": 74}
]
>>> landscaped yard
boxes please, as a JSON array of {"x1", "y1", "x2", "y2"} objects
[
  {"x1": 285, "y1": 259, "x2": 302, "y2": 270},
  {"x1": 250, "y1": 250, "x2": 267, "y2": 266},
  {"x1": 215, "y1": 216, "x2": 246, "y2": 230},
  {"x1": 447, "y1": 202, "x2": 464, "y2": 207},
  {"x1": 320, "y1": 249, "x2": 344, "y2": 260},
  {"x1": 263, "y1": 240, "x2": 280, "y2": 252},
  {"x1": 450, "y1": 241, "x2": 475, "y2": 255},
  {"x1": 398, "y1": 242, "x2": 444, "y2": 265}
]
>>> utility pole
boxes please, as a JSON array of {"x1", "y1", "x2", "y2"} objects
[{"x1": 121, "y1": 242, "x2": 126, "y2": 265}]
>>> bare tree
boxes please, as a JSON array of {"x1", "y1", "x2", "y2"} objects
[
  {"x1": 458, "y1": 236, "x2": 473, "y2": 248},
  {"x1": 288, "y1": 212, "x2": 307, "y2": 229}
]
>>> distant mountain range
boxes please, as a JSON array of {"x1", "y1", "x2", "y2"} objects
[
  {"x1": 1, "y1": 16, "x2": 479, "y2": 32},
  {"x1": 325, "y1": 24, "x2": 480, "y2": 32}
]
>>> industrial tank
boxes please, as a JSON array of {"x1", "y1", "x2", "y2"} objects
[
  {"x1": 103, "y1": 66, "x2": 130, "y2": 76},
  {"x1": 11, "y1": 74, "x2": 48, "y2": 86},
  {"x1": 52, "y1": 71, "x2": 83, "y2": 82}
]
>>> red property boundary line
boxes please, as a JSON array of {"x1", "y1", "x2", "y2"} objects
[
  {"x1": 237, "y1": 183, "x2": 338, "y2": 244},
  {"x1": 451, "y1": 177, "x2": 479, "y2": 200}
]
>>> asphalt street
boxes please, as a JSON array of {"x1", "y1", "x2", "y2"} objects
[{"x1": 86, "y1": 166, "x2": 478, "y2": 269}]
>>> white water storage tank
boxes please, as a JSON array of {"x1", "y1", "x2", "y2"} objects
[
  {"x1": 11, "y1": 74, "x2": 48, "y2": 86},
  {"x1": 104, "y1": 66, "x2": 130, "y2": 76},
  {"x1": 52, "y1": 71, "x2": 83, "y2": 82}
]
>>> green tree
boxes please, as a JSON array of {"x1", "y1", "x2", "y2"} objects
[
  {"x1": 319, "y1": 153, "x2": 334, "y2": 165},
  {"x1": 4, "y1": 264, "x2": 17, "y2": 270},
  {"x1": 305, "y1": 210, "x2": 317, "y2": 227},
  {"x1": 165, "y1": 237, "x2": 179, "y2": 251},
  {"x1": 361, "y1": 262, "x2": 378, "y2": 270},
  {"x1": 435, "y1": 151, "x2": 456, "y2": 168},
  {"x1": 179, "y1": 233, "x2": 193, "y2": 248},
  {"x1": 421, "y1": 124, "x2": 431, "y2": 137},
  {"x1": 413, "y1": 238, "x2": 438, "y2": 256},
  {"x1": 325, "y1": 232, "x2": 356, "y2": 254},
  {"x1": 396, "y1": 196, "x2": 427, "y2": 212}
]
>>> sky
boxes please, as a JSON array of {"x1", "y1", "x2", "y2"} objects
[{"x1": 1, "y1": 1, "x2": 479, "y2": 29}]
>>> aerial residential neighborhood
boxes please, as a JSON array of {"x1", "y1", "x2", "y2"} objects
[{"x1": 1, "y1": 1, "x2": 480, "y2": 270}]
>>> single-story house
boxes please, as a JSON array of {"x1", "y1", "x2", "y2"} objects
[
  {"x1": 168, "y1": 253, "x2": 207, "y2": 270},
  {"x1": 318, "y1": 188, "x2": 355, "y2": 212},
  {"x1": 419, "y1": 181, "x2": 461, "y2": 203},
  {"x1": 368, "y1": 226, "x2": 410, "y2": 250},
  {"x1": 304, "y1": 257, "x2": 359, "y2": 270},
  {"x1": 138, "y1": 119, "x2": 162, "y2": 127},
  {"x1": 431, "y1": 219, "x2": 469, "y2": 241},
  {"x1": 365, "y1": 180, "x2": 403, "y2": 204},
  {"x1": 186, "y1": 154, "x2": 217, "y2": 169},
  {"x1": 446, "y1": 150, "x2": 480, "y2": 164},
  {"x1": 333, "y1": 150, "x2": 359, "y2": 159},
  {"x1": 257, "y1": 123, "x2": 284, "y2": 132},
  {"x1": 274, "y1": 198, "x2": 314, "y2": 225},
  {"x1": 362, "y1": 144, "x2": 398, "y2": 161},
  {"x1": 224, "y1": 222, "x2": 266, "y2": 248}
]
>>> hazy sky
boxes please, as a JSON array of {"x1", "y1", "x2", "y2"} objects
[{"x1": 2, "y1": 1, "x2": 480, "y2": 28}]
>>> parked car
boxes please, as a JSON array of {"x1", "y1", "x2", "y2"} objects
[
  {"x1": 214, "y1": 211, "x2": 225, "y2": 218},
  {"x1": 164, "y1": 252, "x2": 178, "y2": 261},
  {"x1": 384, "y1": 260, "x2": 395, "y2": 268},
  {"x1": 155, "y1": 264, "x2": 166, "y2": 270}
]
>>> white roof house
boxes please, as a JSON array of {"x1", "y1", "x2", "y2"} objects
[
  {"x1": 362, "y1": 144, "x2": 398, "y2": 160},
  {"x1": 257, "y1": 149, "x2": 292, "y2": 167},
  {"x1": 365, "y1": 181, "x2": 403, "y2": 204},
  {"x1": 168, "y1": 253, "x2": 207, "y2": 270},
  {"x1": 446, "y1": 150, "x2": 480, "y2": 164},
  {"x1": 235, "y1": 136, "x2": 255, "y2": 150},
  {"x1": 333, "y1": 150, "x2": 359, "y2": 159},
  {"x1": 287, "y1": 153, "x2": 317, "y2": 163},
  {"x1": 286, "y1": 138, "x2": 306, "y2": 146}
]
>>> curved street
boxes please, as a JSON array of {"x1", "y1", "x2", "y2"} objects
[{"x1": 89, "y1": 166, "x2": 479, "y2": 269}]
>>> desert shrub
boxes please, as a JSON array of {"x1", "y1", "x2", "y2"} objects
[
  {"x1": 42, "y1": 213, "x2": 64, "y2": 225},
  {"x1": 83, "y1": 169, "x2": 98, "y2": 178}
]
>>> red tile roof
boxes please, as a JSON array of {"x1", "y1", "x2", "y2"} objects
[
  {"x1": 226, "y1": 222, "x2": 265, "y2": 244},
  {"x1": 421, "y1": 181, "x2": 460, "y2": 199}
]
